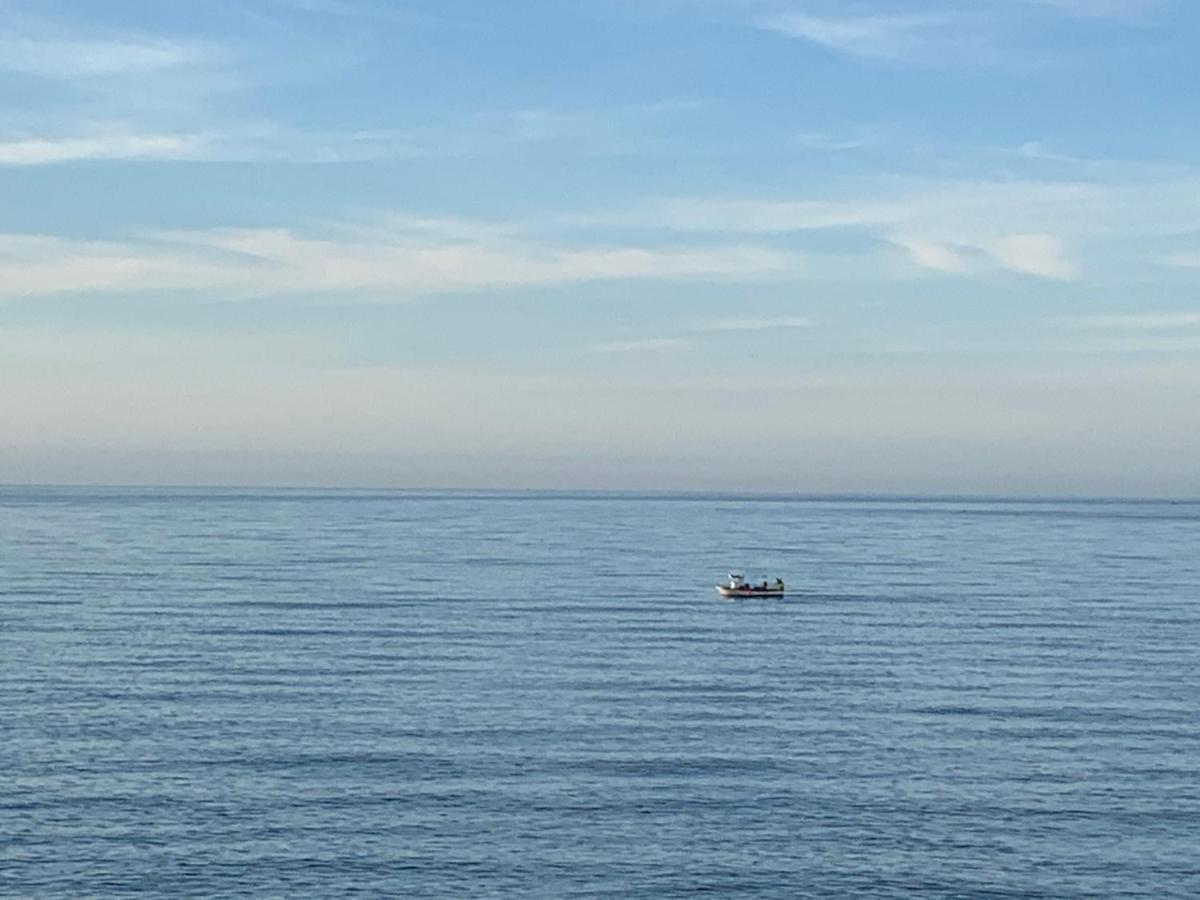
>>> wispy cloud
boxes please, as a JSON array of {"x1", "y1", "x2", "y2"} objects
[
  {"x1": 1069, "y1": 312, "x2": 1200, "y2": 330},
  {"x1": 0, "y1": 34, "x2": 219, "y2": 79},
  {"x1": 603, "y1": 197, "x2": 903, "y2": 233},
  {"x1": 1010, "y1": 141, "x2": 1154, "y2": 172},
  {"x1": 795, "y1": 131, "x2": 867, "y2": 151},
  {"x1": 0, "y1": 132, "x2": 210, "y2": 165},
  {"x1": 1161, "y1": 251, "x2": 1200, "y2": 269},
  {"x1": 0, "y1": 99, "x2": 706, "y2": 168},
  {"x1": 0, "y1": 121, "x2": 445, "y2": 167},
  {"x1": 595, "y1": 179, "x2": 1142, "y2": 240},
  {"x1": 592, "y1": 179, "x2": 1125, "y2": 280},
  {"x1": 990, "y1": 234, "x2": 1077, "y2": 280},
  {"x1": 1016, "y1": 141, "x2": 1096, "y2": 165},
  {"x1": 691, "y1": 316, "x2": 814, "y2": 332},
  {"x1": 0, "y1": 18, "x2": 243, "y2": 164},
  {"x1": 757, "y1": 12, "x2": 952, "y2": 61},
  {"x1": 0, "y1": 11, "x2": 735, "y2": 169},
  {"x1": 891, "y1": 233, "x2": 1076, "y2": 279},
  {"x1": 753, "y1": 1, "x2": 1167, "y2": 68},
  {"x1": 890, "y1": 237, "x2": 974, "y2": 274},
  {"x1": 0, "y1": 221, "x2": 797, "y2": 300}
]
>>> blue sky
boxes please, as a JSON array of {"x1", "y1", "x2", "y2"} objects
[{"x1": 2, "y1": 0, "x2": 1199, "y2": 494}]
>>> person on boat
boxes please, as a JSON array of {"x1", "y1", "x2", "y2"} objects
[{"x1": 773, "y1": 577, "x2": 784, "y2": 590}]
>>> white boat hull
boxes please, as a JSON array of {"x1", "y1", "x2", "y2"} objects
[{"x1": 715, "y1": 585, "x2": 785, "y2": 598}]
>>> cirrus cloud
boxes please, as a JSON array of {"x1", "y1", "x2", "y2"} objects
[{"x1": 0, "y1": 221, "x2": 799, "y2": 301}]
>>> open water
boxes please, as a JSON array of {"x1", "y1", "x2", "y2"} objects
[{"x1": 2, "y1": 487, "x2": 1199, "y2": 897}]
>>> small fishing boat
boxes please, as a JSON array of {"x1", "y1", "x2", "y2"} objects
[{"x1": 715, "y1": 573, "x2": 785, "y2": 598}]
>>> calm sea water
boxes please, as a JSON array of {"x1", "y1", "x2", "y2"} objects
[{"x1": 2, "y1": 487, "x2": 1198, "y2": 897}]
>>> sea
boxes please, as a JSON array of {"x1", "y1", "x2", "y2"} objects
[{"x1": 2, "y1": 486, "x2": 1198, "y2": 897}]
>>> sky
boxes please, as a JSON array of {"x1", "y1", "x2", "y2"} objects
[{"x1": 2, "y1": 0, "x2": 1199, "y2": 495}]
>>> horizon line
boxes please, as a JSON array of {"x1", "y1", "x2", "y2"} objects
[{"x1": 2, "y1": 482, "x2": 1196, "y2": 504}]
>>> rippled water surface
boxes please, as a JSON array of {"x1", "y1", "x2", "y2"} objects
[{"x1": 3, "y1": 487, "x2": 1199, "y2": 897}]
